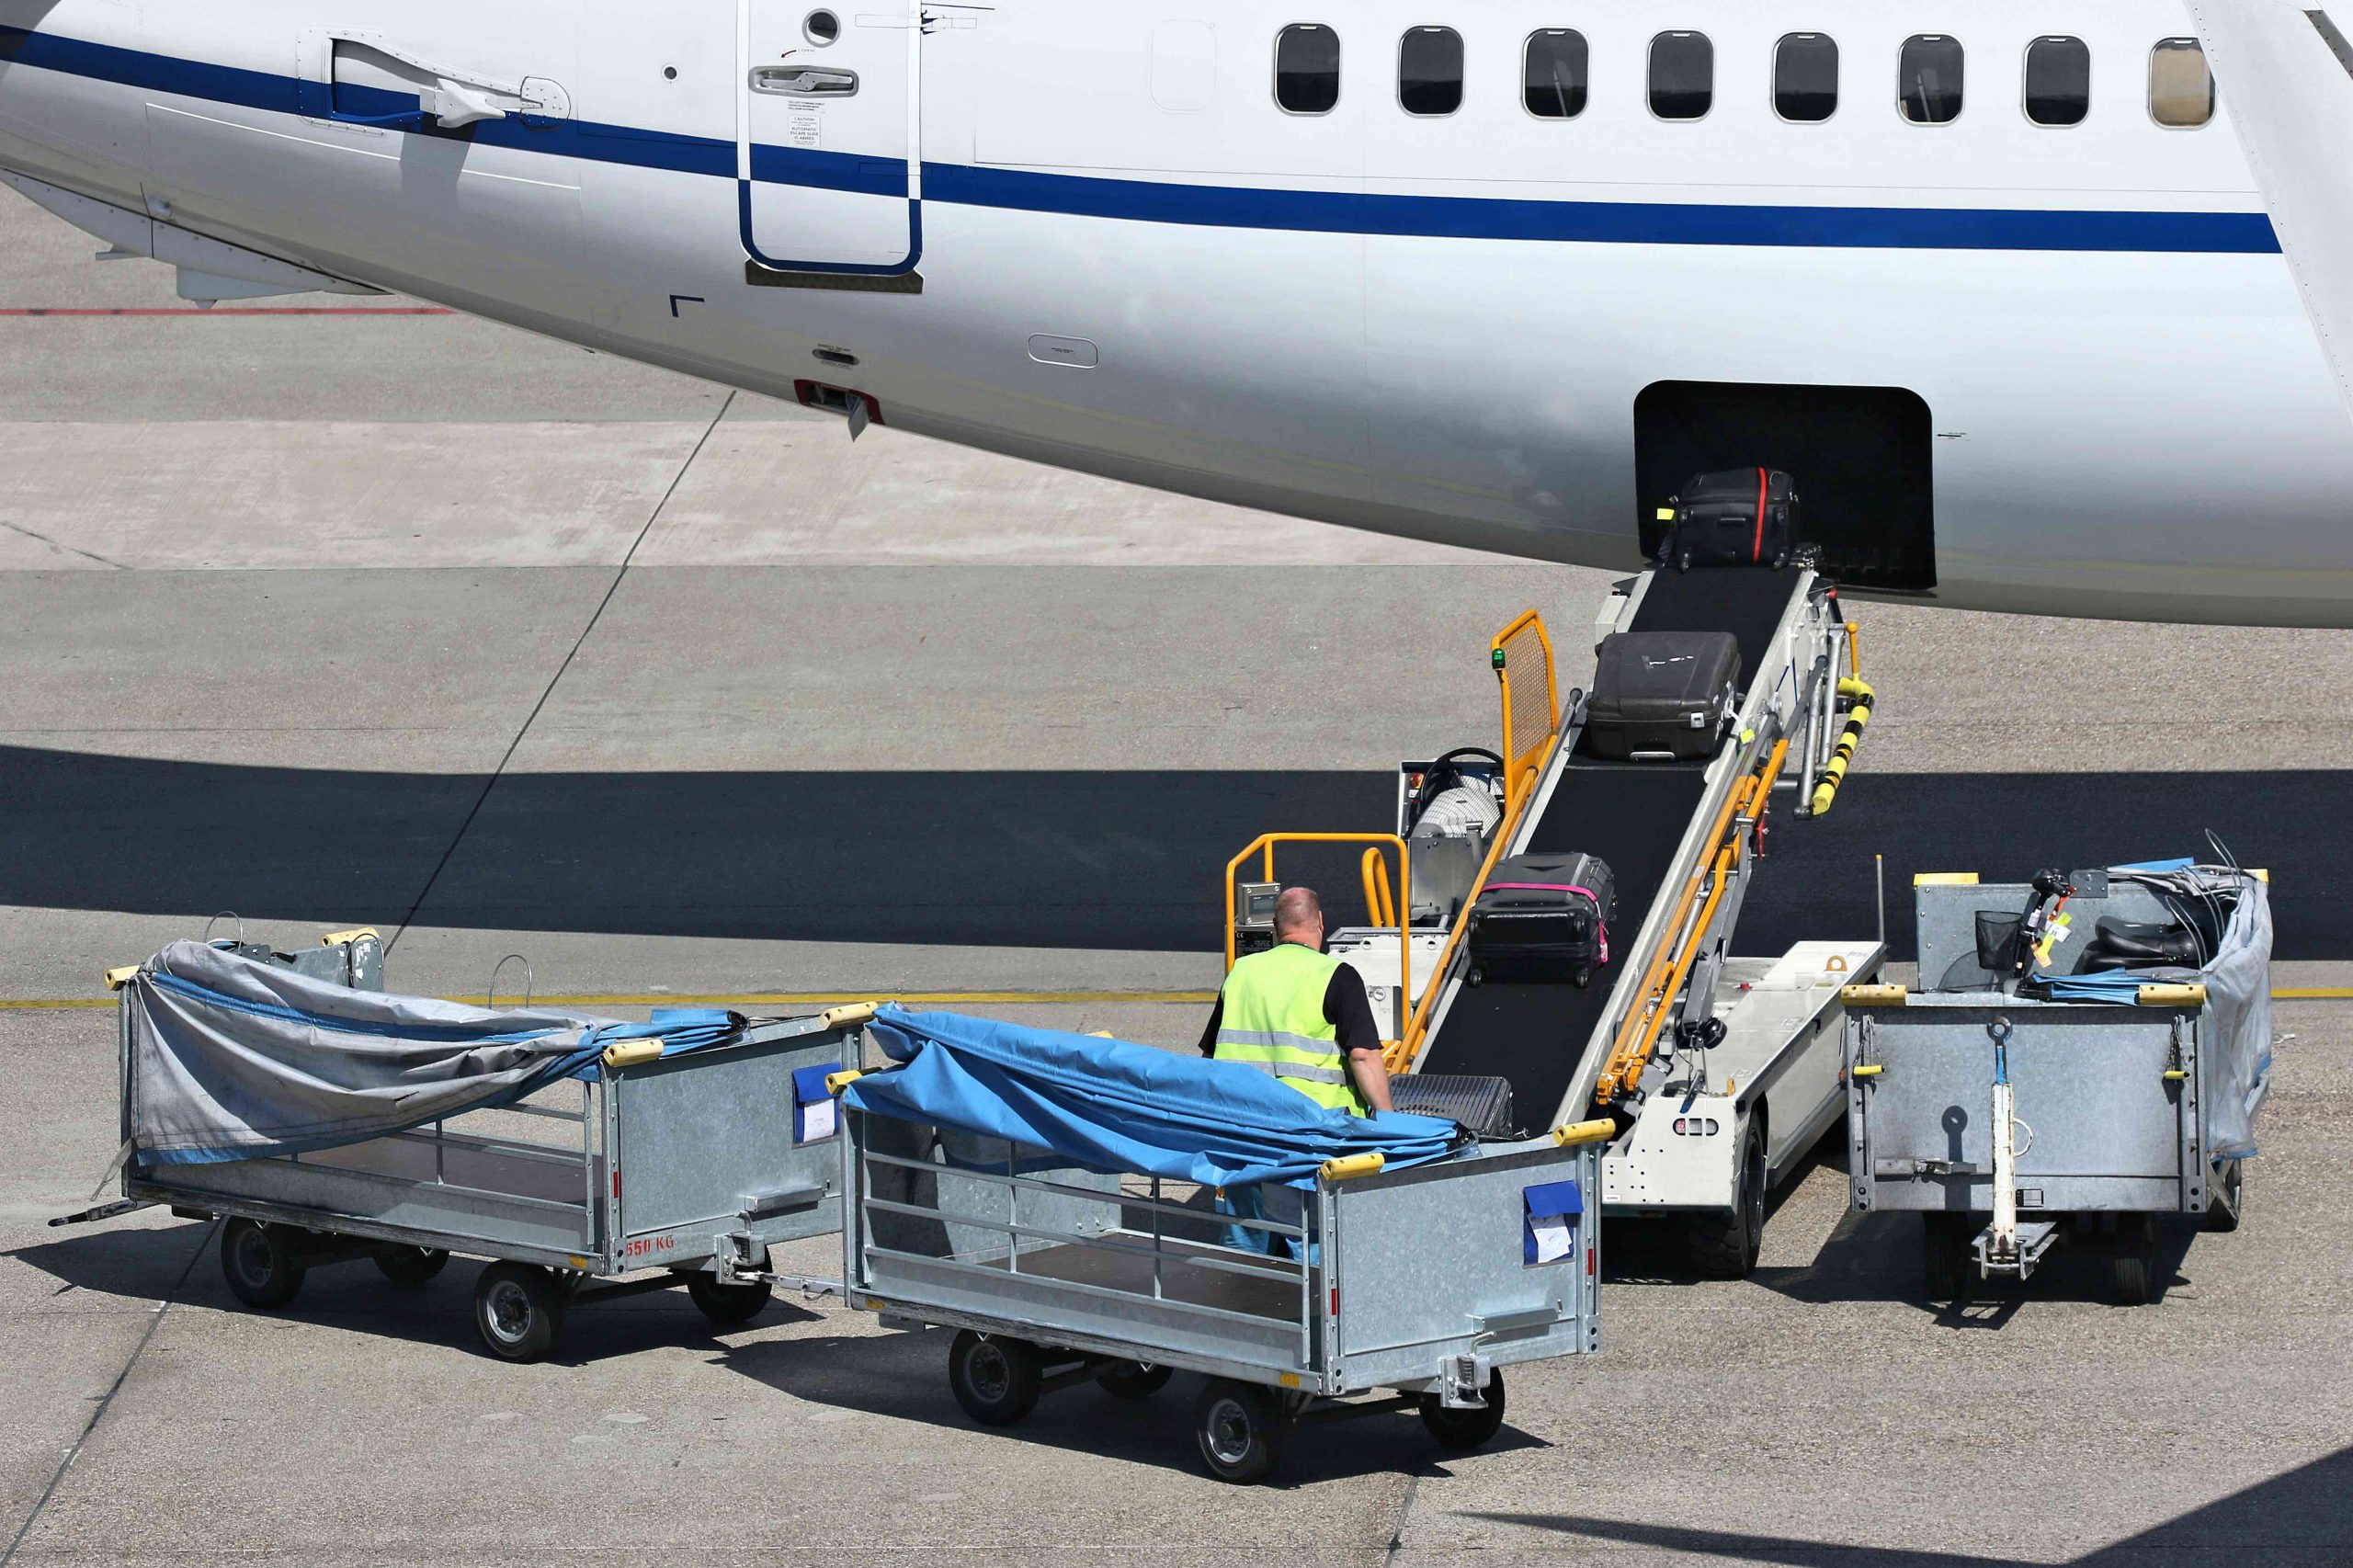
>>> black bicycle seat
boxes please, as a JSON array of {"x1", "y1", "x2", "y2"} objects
[{"x1": 2082, "y1": 916, "x2": 2201, "y2": 970}]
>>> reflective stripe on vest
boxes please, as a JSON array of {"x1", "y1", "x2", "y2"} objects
[{"x1": 1213, "y1": 941, "x2": 1364, "y2": 1115}]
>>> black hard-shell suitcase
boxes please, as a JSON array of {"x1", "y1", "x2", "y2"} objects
[
  {"x1": 1389, "y1": 1074, "x2": 1518, "y2": 1140},
  {"x1": 1660, "y1": 467, "x2": 1798, "y2": 570},
  {"x1": 1465, "y1": 851, "x2": 1618, "y2": 987},
  {"x1": 1586, "y1": 631, "x2": 1741, "y2": 761}
]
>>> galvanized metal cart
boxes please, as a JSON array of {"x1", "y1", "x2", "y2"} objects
[
  {"x1": 1845, "y1": 870, "x2": 2267, "y2": 1303},
  {"x1": 60, "y1": 933, "x2": 864, "y2": 1360},
  {"x1": 835, "y1": 1097, "x2": 1609, "y2": 1483}
]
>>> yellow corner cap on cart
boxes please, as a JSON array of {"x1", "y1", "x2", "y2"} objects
[
  {"x1": 1913, "y1": 872, "x2": 1979, "y2": 886},
  {"x1": 1319, "y1": 1152, "x2": 1385, "y2": 1182},
  {"x1": 1842, "y1": 983, "x2": 1908, "y2": 1006},
  {"x1": 1552, "y1": 1119, "x2": 1615, "y2": 1147},
  {"x1": 103, "y1": 965, "x2": 141, "y2": 992},
  {"x1": 320, "y1": 927, "x2": 380, "y2": 947},
  {"x1": 821, "y1": 1001, "x2": 880, "y2": 1028},
  {"x1": 824, "y1": 1068, "x2": 865, "y2": 1096},
  {"x1": 2137, "y1": 983, "x2": 2207, "y2": 1007},
  {"x1": 601, "y1": 1040, "x2": 664, "y2": 1069}
]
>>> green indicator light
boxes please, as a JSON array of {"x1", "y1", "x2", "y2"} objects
[{"x1": 1491, "y1": 649, "x2": 1506, "y2": 669}]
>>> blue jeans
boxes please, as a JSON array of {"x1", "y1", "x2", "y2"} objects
[{"x1": 1214, "y1": 1182, "x2": 1309, "y2": 1262}]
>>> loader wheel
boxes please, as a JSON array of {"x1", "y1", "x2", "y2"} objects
[
  {"x1": 1419, "y1": 1368, "x2": 1507, "y2": 1451},
  {"x1": 948, "y1": 1330, "x2": 1041, "y2": 1426},
  {"x1": 1194, "y1": 1379, "x2": 1285, "y2": 1483},
  {"x1": 2111, "y1": 1214, "x2": 2158, "y2": 1306},
  {"x1": 221, "y1": 1217, "x2": 306, "y2": 1310},
  {"x1": 1687, "y1": 1124, "x2": 1767, "y2": 1278}
]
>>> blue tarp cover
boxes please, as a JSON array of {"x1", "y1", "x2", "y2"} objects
[{"x1": 843, "y1": 1006, "x2": 1461, "y2": 1189}]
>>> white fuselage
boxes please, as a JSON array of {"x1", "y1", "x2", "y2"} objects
[{"x1": 3, "y1": 0, "x2": 2349, "y2": 624}]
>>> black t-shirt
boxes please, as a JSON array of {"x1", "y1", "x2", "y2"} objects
[{"x1": 1197, "y1": 955, "x2": 1381, "y2": 1058}]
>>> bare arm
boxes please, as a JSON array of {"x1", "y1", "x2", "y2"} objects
[{"x1": 1327, "y1": 965, "x2": 1393, "y2": 1115}]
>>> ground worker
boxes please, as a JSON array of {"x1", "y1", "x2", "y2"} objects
[{"x1": 1198, "y1": 885, "x2": 1392, "y2": 1255}]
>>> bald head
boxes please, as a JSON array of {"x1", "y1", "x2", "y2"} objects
[{"x1": 1272, "y1": 886, "x2": 1324, "y2": 945}]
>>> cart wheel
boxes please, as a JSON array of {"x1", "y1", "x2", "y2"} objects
[
  {"x1": 684, "y1": 1272, "x2": 772, "y2": 1327},
  {"x1": 373, "y1": 1246, "x2": 449, "y2": 1287},
  {"x1": 474, "y1": 1262, "x2": 566, "y2": 1362},
  {"x1": 1420, "y1": 1368, "x2": 1508, "y2": 1451},
  {"x1": 2204, "y1": 1159, "x2": 2244, "y2": 1233},
  {"x1": 948, "y1": 1330, "x2": 1041, "y2": 1426},
  {"x1": 1193, "y1": 1379, "x2": 1286, "y2": 1484},
  {"x1": 1098, "y1": 1360, "x2": 1174, "y2": 1401},
  {"x1": 2111, "y1": 1215, "x2": 2158, "y2": 1306},
  {"x1": 1923, "y1": 1214, "x2": 1972, "y2": 1302},
  {"x1": 1687, "y1": 1125, "x2": 1767, "y2": 1279},
  {"x1": 220, "y1": 1217, "x2": 306, "y2": 1310}
]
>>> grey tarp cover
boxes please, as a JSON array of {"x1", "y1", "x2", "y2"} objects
[
  {"x1": 2045, "y1": 865, "x2": 2274, "y2": 1159},
  {"x1": 129, "y1": 939, "x2": 622, "y2": 1164}
]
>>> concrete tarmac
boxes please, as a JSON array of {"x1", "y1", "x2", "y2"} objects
[{"x1": 4, "y1": 191, "x2": 2351, "y2": 1565}]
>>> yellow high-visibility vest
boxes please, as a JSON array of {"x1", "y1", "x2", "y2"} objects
[{"x1": 1213, "y1": 941, "x2": 1363, "y2": 1116}]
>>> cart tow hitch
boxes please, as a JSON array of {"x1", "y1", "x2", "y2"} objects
[
  {"x1": 1976, "y1": 1017, "x2": 2053, "y2": 1279},
  {"x1": 48, "y1": 1198, "x2": 155, "y2": 1228}
]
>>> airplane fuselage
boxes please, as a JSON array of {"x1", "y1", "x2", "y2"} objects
[{"x1": 4, "y1": 0, "x2": 2349, "y2": 623}]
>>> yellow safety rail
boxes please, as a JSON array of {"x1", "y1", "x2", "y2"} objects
[
  {"x1": 1225, "y1": 834, "x2": 1413, "y2": 1051},
  {"x1": 1393, "y1": 609, "x2": 1564, "y2": 1070},
  {"x1": 1594, "y1": 737, "x2": 1791, "y2": 1105},
  {"x1": 1359, "y1": 847, "x2": 1397, "y2": 930},
  {"x1": 1493, "y1": 608, "x2": 1561, "y2": 786}
]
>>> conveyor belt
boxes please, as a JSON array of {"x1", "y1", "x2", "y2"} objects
[{"x1": 1416, "y1": 568, "x2": 1808, "y2": 1125}]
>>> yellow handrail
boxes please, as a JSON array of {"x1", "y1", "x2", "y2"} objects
[
  {"x1": 1594, "y1": 738, "x2": 1790, "y2": 1104},
  {"x1": 1359, "y1": 846, "x2": 1397, "y2": 929},
  {"x1": 1224, "y1": 833, "x2": 1412, "y2": 1047},
  {"x1": 1493, "y1": 608, "x2": 1560, "y2": 783}
]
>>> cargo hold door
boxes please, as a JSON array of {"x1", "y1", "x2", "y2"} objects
[{"x1": 738, "y1": 0, "x2": 922, "y2": 277}]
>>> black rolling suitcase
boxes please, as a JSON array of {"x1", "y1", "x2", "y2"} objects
[
  {"x1": 1659, "y1": 467, "x2": 1798, "y2": 570},
  {"x1": 1586, "y1": 631, "x2": 1741, "y2": 761},
  {"x1": 1389, "y1": 1074, "x2": 1518, "y2": 1140},
  {"x1": 1464, "y1": 851, "x2": 1618, "y2": 987}
]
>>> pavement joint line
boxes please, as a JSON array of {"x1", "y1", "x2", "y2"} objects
[
  {"x1": 1384, "y1": 1460, "x2": 1425, "y2": 1560},
  {"x1": 0, "y1": 306, "x2": 455, "y2": 316},
  {"x1": 0, "y1": 517, "x2": 122, "y2": 569},
  {"x1": 383, "y1": 387, "x2": 739, "y2": 958},
  {"x1": 0, "y1": 1220, "x2": 215, "y2": 1568}
]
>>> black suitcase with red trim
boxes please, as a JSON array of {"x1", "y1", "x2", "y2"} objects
[{"x1": 1660, "y1": 466, "x2": 1798, "y2": 570}]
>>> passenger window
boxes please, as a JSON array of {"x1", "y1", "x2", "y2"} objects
[
  {"x1": 2024, "y1": 36, "x2": 2089, "y2": 126},
  {"x1": 1524, "y1": 29, "x2": 1589, "y2": 119},
  {"x1": 1649, "y1": 31, "x2": 1713, "y2": 120},
  {"x1": 1899, "y1": 34, "x2": 1964, "y2": 123},
  {"x1": 1399, "y1": 27, "x2": 1463, "y2": 116},
  {"x1": 1774, "y1": 33, "x2": 1838, "y2": 122},
  {"x1": 1275, "y1": 23, "x2": 1339, "y2": 115},
  {"x1": 2150, "y1": 38, "x2": 2214, "y2": 127}
]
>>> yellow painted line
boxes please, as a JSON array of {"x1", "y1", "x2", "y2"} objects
[
  {"x1": 0, "y1": 991, "x2": 1217, "y2": 1010},
  {"x1": 2273, "y1": 988, "x2": 2353, "y2": 1000}
]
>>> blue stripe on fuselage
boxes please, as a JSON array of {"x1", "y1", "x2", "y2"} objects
[{"x1": 0, "y1": 23, "x2": 2284, "y2": 256}]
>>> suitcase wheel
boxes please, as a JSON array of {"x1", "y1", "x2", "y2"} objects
[
  {"x1": 1676, "y1": 551, "x2": 1692, "y2": 574},
  {"x1": 1573, "y1": 969, "x2": 1592, "y2": 989},
  {"x1": 1467, "y1": 966, "x2": 1484, "y2": 988},
  {"x1": 1770, "y1": 551, "x2": 1789, "y2": 571}
]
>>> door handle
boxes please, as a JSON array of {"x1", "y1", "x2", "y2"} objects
[{"x1": 750, "y1": 65, "x2": 859, "y2": 97}]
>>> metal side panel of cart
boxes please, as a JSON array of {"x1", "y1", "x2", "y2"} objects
[
  {"x1": 610, "y1": 1029, "x2": 854, "y2": 1263},
  {"x1": 1328, "y1": 1139, "x2": 1598, "y2": 1392},
  {"x1": 1847, "y1": 1003, "x2": 2201, "y2": 1215},
  {"x1": 131, "y1": 1129, "x2": 599, "y2": 1261}
]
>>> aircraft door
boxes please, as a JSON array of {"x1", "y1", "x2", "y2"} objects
[{"x1": 738, "y1": 0, "x2": 922, "y2": 276}]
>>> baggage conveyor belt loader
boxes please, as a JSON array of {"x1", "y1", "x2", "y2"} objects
[{"x1": 1228, "y1": 562, "x2": 1883, "y2": 1277}]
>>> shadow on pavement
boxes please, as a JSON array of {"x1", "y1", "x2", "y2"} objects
[
  {"x1": 7, "y1": 1221, "x2": 827, "y2": 1364},
  {"x1": 6, "y1": 744, "x2": 2348, "y2": 957},
  {"x1": 717, "y1": 1324, "x2": 1547, "y2": 1488},
  {"x1": 1467, "y1": 1441, "x2": 2353, "y2": 1563}
]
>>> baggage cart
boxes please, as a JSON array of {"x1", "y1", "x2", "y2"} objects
[
  {"x1": 836, "y1": 1096, "x2": 1610, "y2": 1483},
  {"x1": 58, "y1": 932, "x2": 864, "y2": 1359},
  {"x1": 1845, "y1": 868, "x2": 2270, "y2": 1303}
]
